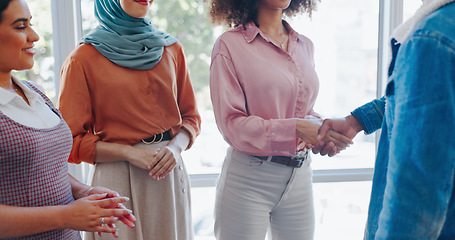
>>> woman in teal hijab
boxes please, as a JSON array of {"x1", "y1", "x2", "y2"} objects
[
  {"x1": 81, "y1": 0, "x2": 177, "y2": 70},
  {"x1": 58, "y1": 0, "x2": 201, "y2": 239}
]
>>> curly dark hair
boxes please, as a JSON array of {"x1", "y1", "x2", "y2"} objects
[
  {"x1": 0, "y1": 0, "x2": 13, "y2": 23},
  {"x1": 207, "y1": 0, "x2": 319, "y2": 27}
]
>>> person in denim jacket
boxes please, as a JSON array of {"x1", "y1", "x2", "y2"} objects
[{"x1": 316, "y1": 0, "x2": 455, "y2": 238}]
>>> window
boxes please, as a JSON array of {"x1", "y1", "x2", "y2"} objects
[
  {"x1": 185, "y1": 1, "x2": 380, "y2": 237},
  {"x1": 14, "y1": 0, "x2": 54, "y2": 100},
  {"x1": 71, "y1": 0, "x2": 379, "y2": 178},
  {"x1": 288, "y1": 0, "x2": 378, "y2": 171},
  {"x1": 404, "y1": 0, "x2": 423, "y2": 19},
  {"x1": 46, "y1": 0, "x2": 414, "y2": 239}
]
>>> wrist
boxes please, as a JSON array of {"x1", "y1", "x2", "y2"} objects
[
  {"x1": 123, "y1": 145, "x2": 135, "y2": 162},
  {"x1": 83, "y1": 187, "x2": 94, "y2": 198},
  {"x1": 346, "y1": 114, "x2": 363, "y2": 133},
  {"x1": 167, "y1": 142, "x2": 184, "y2": 154},
  {"x1": 168, "y1": 130, "x2": 190, "y2": 153},
  {"x1": 73, "y1": 186, "x2": 92, "y2": 200},
  {"x1": 296, "y1": 119, "x2": 313, "y2": 139},
  {"x1": 69, "y1": 175, "x2": 92, "y2": 199}
]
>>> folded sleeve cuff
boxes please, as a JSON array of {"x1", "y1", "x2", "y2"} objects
[
  {"x1": 69, "y1": 134, "x2": 100, "y2": 165},
  {"x1": 351, "y1": 97, "x2": 386, "y2": 135}
]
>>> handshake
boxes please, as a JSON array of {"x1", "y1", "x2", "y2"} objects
[{"x1": 296, "y1": 114, "x2": 364, "y2": 157}]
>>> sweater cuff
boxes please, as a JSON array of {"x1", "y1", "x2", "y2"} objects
[{"x1": 180, "y1": 124, "x2": 200, "y2": 150}]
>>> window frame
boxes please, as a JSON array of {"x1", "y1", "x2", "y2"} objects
[{"x1": 51, "y1": 0, "x2": 405, "y2": 185}]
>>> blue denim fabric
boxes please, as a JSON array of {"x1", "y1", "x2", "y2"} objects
[
  {"x1": 353, "y1": 3, "x2": 455, "y2": 239},
  {"x1": 351, "y1": 96, "x2": 385, "y2": 135}
]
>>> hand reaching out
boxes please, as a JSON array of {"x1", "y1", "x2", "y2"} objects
[
  {"x1": 296, "y1": 117, "x2": 353, "y2": 152},
  {"x1": 313, "y1": 114, "x2": 363, "y2": 156}
]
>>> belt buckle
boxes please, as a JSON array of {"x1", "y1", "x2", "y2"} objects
[
  {"x1": 291, "y1": 151, "x2": 308, "y2": 168},
  {"x1": 141, "y1": 132, "x2": 164, "y2": 144}
]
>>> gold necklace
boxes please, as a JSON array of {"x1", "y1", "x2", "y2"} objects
[{"x1": 263, "y1": 30, "x2": 289, "y2": 50}]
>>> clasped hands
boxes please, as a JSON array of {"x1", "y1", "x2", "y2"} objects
[
  {"x1": 71, "y1": 186, "x2": 136, "y2": 238},
  {"x1": 127, "y1": 144, "x2": 181, "y2": 180},
  {"x1": 297, "y1": 115, "x2": 363, "y2": 157}
]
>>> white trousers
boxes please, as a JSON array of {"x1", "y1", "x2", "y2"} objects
[{"x1": 214, "y1": 147, "x2": 315, "y2": 240}]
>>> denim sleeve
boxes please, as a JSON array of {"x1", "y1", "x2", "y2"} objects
[
  {"x1": 351, "y1": 96, "x2": 385, "y2": 135},
  {"x1": 375, "y1": 30, "x2": 455, "y2": 238}
]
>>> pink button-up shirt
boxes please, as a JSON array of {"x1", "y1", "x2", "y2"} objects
[{"x1": 210, "y1": 21, "x2": 320, "y2": 156}]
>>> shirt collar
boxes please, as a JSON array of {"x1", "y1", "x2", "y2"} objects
[
  {"x1": 392, "y1": 0, "x2": 455, "y2": 43},
  {"x1": 242, "y1": 20, "x2": 304, "y2": 45},
  {"x1": 0, "y1": 77, "x2": 40, "y2": 107},
  {"x1": 0, "y1": 88, "x2": 16, "y2": 106}
]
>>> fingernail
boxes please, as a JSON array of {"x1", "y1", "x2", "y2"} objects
[
  {"x1": 127, "y1": 209, "x2": 133, "y2": 214},
  {"x1": 124, "y1": 197, "x2": 130, "y2": 201}
]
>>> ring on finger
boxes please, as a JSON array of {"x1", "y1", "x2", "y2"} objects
[{"x1": 100, "y1": 217, "x2": 105, "y2": 225}]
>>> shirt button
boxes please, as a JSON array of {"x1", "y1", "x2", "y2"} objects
[
  {"x1": 182, "y1": 188, "x2": 186, "y2": 193},
  {"x1": 180, "y1": 177, "x2": 185, "y2": 182},
  {"x1": 179, "y1": 166, "x2": 183, "y2": 170}
]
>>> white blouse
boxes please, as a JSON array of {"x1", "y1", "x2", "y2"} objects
[{"x1": 0, "y1": 78, "x2": 60, "y2": 129}]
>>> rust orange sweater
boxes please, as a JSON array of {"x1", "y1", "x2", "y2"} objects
[{"x1": 58, "y1": 43, "x2": 201, "y2": 164}]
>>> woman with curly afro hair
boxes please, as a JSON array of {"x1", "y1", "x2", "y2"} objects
[{"x1": 208, "y1": 0, "x2": 352, "y2": 239}]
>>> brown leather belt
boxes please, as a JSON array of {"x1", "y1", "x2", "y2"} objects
[{"x1": 253, "y1": 151, "x2": 308, "y2": 168}]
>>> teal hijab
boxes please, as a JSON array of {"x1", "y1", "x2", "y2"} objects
[{"x1": 80, "y1": 0, "x2": 177, "y2": 70}]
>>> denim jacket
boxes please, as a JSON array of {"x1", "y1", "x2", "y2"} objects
[{"x1": 352, "y1": 3, "x2": 455, "y2": 239}]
